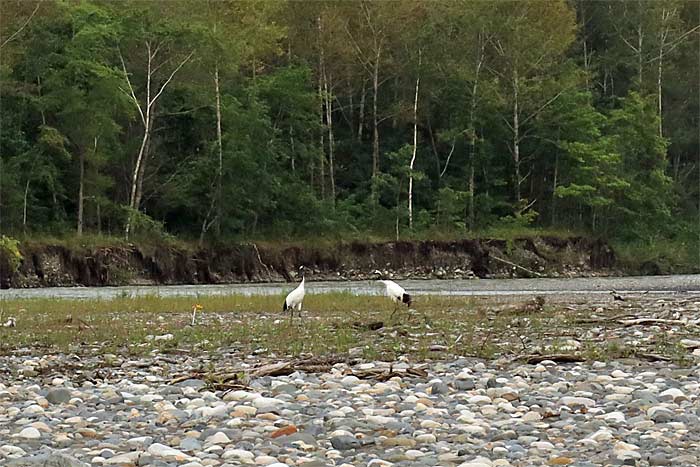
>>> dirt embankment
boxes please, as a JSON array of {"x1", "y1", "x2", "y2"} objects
[{"x1": 0, "y1": 237, "x2": 616, "y2": 288}]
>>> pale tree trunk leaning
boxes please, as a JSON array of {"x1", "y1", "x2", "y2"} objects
[
  {"x1": 323, "y1": 68, "x2": 336, "y2": 201},
  {"x1": 551, "y1": 153, "x2": 559, "y2": 225},
  {"x1": 214, "y1": 63, "x2": 224, "y2": 235},
  {"x1": 512, "y1": 67, "x2": 521, "y2": 203},
  {"x1": 318, "y1": 13, "x2": 335, "y2": 201},
  {"x1": 652, "y1": 8, "x2": 700, "y2": 139},
  {"x1": 317, "y1": 15, "x2": 326, "y2": 199},
  {"x1": 22, "y1": 179, "x2": 29, "y2": 231},
  {"x1": 612, "y1": 3, "x2": 645, "y2": 92},
  {"x1": 77, "y1": 149, "x2": 85, "y2": 236},
  {"x1": 0, "y1": 1, "x2": 42, "y2": 50},
  {"x1": 467, "y1": 33, "x2": 486, "y2": 231},
  {"x1": 119, "y1": 43, "x2": 193, "y2": 239},
  {"x1": 77, "y1": 137, "x2": 98, "y2": 236},
  {"x1": 371, "y1": 44, "x2": 381, "y2": 187},
  {"x1": 358, "y1": 78, "x2": 366, "y2": 140},
  {"x1": 408, "y1": 50, "x2": 421, "y2": 230},
  {"x1": 344, "y1": 3, "x2": 385, "y2": 202}
]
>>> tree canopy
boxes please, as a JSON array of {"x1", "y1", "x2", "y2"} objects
[{"x1": 1, "y1": 0, "x2": 699, "y2": 243}]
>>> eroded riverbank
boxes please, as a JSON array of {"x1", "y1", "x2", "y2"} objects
[{"x1": 1, "y1": 237, "x2": 618, "y2": 289}]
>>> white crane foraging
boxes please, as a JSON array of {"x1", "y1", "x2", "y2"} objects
[
  {"x1": 2, "y1": 317, "x2": 16, "y2": 328},
  {"x1": 283, "y1": 266, "x2": 306, "y2": 319},
  {"x1": 375, "y1": 271, "x2": 412, "y2": 317}
]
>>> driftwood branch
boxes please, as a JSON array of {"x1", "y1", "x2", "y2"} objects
[
  {"x1": 169, "y1": 355, "x2": 355, "y2": 387},
  {"x1": 618, "y1": 318, "x2": 700, "y2": 327},
  {"x1": 635, "y1": 353, "x2": 672, "y2": 362},
  {"x1": 348, "y1": 365, "x2": 428, "y2": 381},
  {"x1": 523, "y1": 354, "x2": 586, "y2": 364},
  {"x1": 490, "y1": 255, "x2": 543, "y2": 277}
]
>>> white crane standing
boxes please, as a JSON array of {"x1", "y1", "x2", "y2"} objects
[
  {"x1": 283, "y1": 266, "x2": 306, "y2": 319},
  {"x1": 375, "y1": 271, "x2": 412, "y2": 317}
]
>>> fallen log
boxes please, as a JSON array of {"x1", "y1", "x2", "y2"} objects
[
  {"x1": 169, "y1": 354, "x2": 354, "y2": 385},
  {"x1": 522, "y1": 354, "x2": 586, "y2": 364},
  {"x1": 634, "y1": 353, "x2": 672, "y2": 362},
  {"x1": 490, "y1": 255, "x2": 543, "y2": 277},
  {"x1": 618, "y1": 318, "x2": 699, "y2": 327},
  {"x1": 348, "y1": 365, "x2": 428, "y2": 381}
]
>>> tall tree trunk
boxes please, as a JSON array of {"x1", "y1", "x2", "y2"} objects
[
  {"x1": 371, "y1": 44, "x2": 382, "y2": 200},
  {"x1": 656, "y1": 8, "x2": 672, "y2": 139},
  {"x1": 120, "y1": 43, "x2": 193, "y2": 239},
  {"x1": 290, "y1": 128, "x2": 296, "y2": 171},
  {"x1": 512, "y1": 69, "x2": 521, "y2": 203},
  {"x1": 125, "y1": 43, "x2": 154, "y2": 240},
  {"x1": 324, "y1": 69, "x2": 336, "y2": 202},
  {"x1": 126, "y1": 111, "x2": 152, "y2": 238},
  {"x1": 0, "y1": 156, "x2": 3, "y2": 232},
  {"x1": 348, "y1": 82, "x2": 355, "y2": 140},
  {"x1": 77, "y1": 148, "x2": 85, "y2": 236},
  {"x1": 214, "y1": 63, "x2": 223, "y2": 236},
  {"x1": 317, "y1": 15, "x2": 326, "y2": 199},
  {"x1": 637, "y1": 24, "x2": 643, "y2": 89},
  {"x1": 133, "y1": 117, "x2": 152, "y2": 214},
  {"x1": 22, "y1": 179, "x2": 29, "y2": 232},
  {"x1": 358, "y1": 78, "x2": 366, "y2": 141},
  {"x1": 581, "y1": 5, "x2": 591, "y2": 91},
  {"x1": 96, "y1": 202, "x2": 101, "y2": 236},
  {"x1": 77, "y1": 136, "x2": 98, "y2": 237},
  {"x1": 37, "y1": 75, "x2": 46, "y2": 125},
  {"x1": 551, "y1": 152, "x2": 559, "y2": 225},
  {"x1": 408, "y1": 50, "x2": 421, "y2": 230},
  {"x1": 468, "y1": 33, "x2": 485, "y2": 231},
  {"x1": 657, "y1": 50, "x2": 663, "y2": 138}
]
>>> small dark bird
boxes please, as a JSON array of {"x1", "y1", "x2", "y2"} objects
[{"x1": 610, "y1": 290, "x2": 625, "y2": 301}]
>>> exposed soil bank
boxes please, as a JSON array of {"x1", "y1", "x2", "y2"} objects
[{"x1": 1, "y1": 237, "x2": 616, "y2": 288}]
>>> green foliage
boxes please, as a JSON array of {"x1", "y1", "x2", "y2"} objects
[
  {"x1": 0, "y1": 0, "x2": 697, "y2": 249},
  {"x1": 122, "y1": 207, "x2": 173, "y2": 242},
  {"x1": 0, "y1": 236, "x2": 23, "y2": 273},
  {"x1": 435, "y1": 187, "x2": 467, "y2": 230}
]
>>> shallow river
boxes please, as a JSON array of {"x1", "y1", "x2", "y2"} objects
[{"x1": 0, "y1": 274, "x2": 699, "y2": 300}]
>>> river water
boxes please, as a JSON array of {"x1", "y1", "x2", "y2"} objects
[{"x1": 0, "y1": 275, "x2": 699, "y2": 300}]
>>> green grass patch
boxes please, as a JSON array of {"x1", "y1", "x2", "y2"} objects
[{"x1": 0, "y1": 293, "x2": 695, "y2": 364}]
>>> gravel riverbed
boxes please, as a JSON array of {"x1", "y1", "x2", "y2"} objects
[
  {"x1": 2, "y1": 291, "x2": 700, "y2": 467},
  {"x1": 1, "y1": 353, "x2": 699, "y2": 467}
]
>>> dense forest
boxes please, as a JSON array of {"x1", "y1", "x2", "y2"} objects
[{"x1": 1, "y1": 0, "x2": 699, "y2": 247}]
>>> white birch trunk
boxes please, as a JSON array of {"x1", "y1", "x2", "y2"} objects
[
  {"x1": 77, "y1": 149, "x2": 85, "y2": 236},
  {"x1": 358, "y1": 78, "x2": 366, "y2": 140},
  {"x1": 371, "y1": 45, "x2": 381, "y2": 181},
  {"x1": 637, "y1": 24, "x2": 643, "y2": 88},
  {"x1": 513, "y1": 68, "x2": 521, "y2": 202},
  {"x1": 408, "y1": 50, "x2": 421, "y2": 230},
  {"x1": 551, "y1": 153, "x2": 559, "y2": 225},
  {"x1": 121, "y1": 42, "x2": 193, "y2": 239},
  {"x1": 468, "y1": 34, "x2": 485, "y2": 231},
  {"x1": 214, "y1": 63, "x2": 223, "y2": 235},
  {"x1": 22, "y1": 179, "x2": 29, "y2": 231},
  {"x1": 77, "y1": 137, "x2": 97, "y2": 236},
  {"x1": 324, "y1": 69, "x2": 336, "y2": 201},
  {"x1": 317, "y1": 15, "x2": 326, "y2": 199}
]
